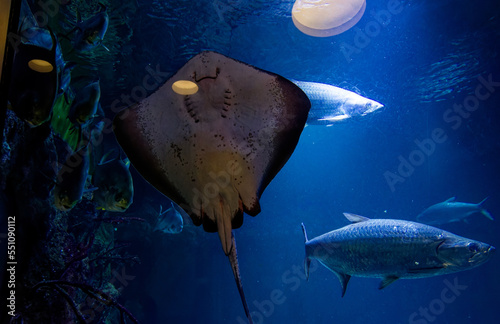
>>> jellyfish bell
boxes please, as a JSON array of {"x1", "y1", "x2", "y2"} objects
[{"x1": 292, "y1": 0, "x2": 366, "y2": 37}]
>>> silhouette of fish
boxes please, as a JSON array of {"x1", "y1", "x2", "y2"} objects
[
  {"x1": 417, "y1": 197, "x2": 494, "y2": 225},
  {"x1": 8, "y1": 27, "x2": 58, "y2": 126}
]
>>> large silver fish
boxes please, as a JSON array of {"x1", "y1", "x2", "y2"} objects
[
  {"x1": 417, "y1": 197, "x2": 494, "y2": 225},
  {"x1": 302, "y1": 213, "x2": 495, "y2": 296},
  {"x1": 293, "y1": 81, "x2": 383, "y2": 126}
]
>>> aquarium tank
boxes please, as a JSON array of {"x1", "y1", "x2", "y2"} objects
[{"x1": 1, "y1": 0, "x2": 499, "y2": 323}]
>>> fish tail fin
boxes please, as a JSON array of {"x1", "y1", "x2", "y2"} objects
[
  {"x1": 477, "y1": 197, "x2": 494, "y2": 220},
  {"x1": 228, "y1": 231, "x2": 254, "y2": 324},
  {"x1": 481, "y1": 209, "x2": 494, "y2": 221},
  {"x1": 301, "y1": 223, "x2": 311, "y2": 280}
]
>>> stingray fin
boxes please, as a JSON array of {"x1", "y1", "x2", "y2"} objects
[
  {"x1": 343, "y1": 213, "x2": 370, "y2": 223},
  {"x1": 445, "y1": 197, "x2": 456, "y2": 202},
  {"x1": 228, "y1": 231, "x2": 254, "y2": 324}
]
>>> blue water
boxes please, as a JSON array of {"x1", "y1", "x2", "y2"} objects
[
  {"x1": 101, "y1": 1, "x2": 500, "y2": 323},
  {"x1": 13, "y1": 0, "x2": 500, "y2": 323}
]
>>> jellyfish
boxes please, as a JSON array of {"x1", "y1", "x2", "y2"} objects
[{"x1": 292, "y1": 0, "x2": 366, "y2": 37}]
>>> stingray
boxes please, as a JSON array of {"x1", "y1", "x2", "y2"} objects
[{"x1": 113, "y1": 51, "x2": 310, "y2": 322}]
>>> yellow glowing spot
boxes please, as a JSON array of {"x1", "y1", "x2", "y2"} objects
[
  {"x1": 172, "y1": 80, "x2": 199, "y2": 95},
  {"x1": 292, "y1": 0, "x2": 366, "y2": 37},
  {"x1": 28, "y1": 59, "x2": 54, "y2": 73}
]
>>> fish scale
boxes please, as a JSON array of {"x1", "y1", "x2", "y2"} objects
[
  {"x1": 309, "y1": 220, "x2": 445, "y2": 276},
  {"x1": 302, "y1": 213, "x2": 494, "y2": 296}
]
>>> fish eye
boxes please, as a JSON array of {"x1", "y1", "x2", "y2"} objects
[{"x1": 467, "y1": 242, "x2": 480, "y2": 253}]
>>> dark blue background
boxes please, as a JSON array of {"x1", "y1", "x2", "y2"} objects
[{"x1": 77, "y1": 0, "x2": 500, "y2": 323}]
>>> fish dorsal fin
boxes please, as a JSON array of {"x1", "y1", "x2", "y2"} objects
[
  {"x1": 477, "y1": 196, "x2": 489, "y2": 206},
  {"x1": 343, "y1": 213, "x2": 370, "y2": 223},
  {"x1": 445, "y1": 197, "x2": 456, "y2": 203},
  {"x1": 379, "y1": 275, "x2": 399, "y2": 289}
]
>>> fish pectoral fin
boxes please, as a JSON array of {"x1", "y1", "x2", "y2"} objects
[
  {"x1": 343, "y1": 213, "x2": 370, "y2": 223},
  {"x1": 332, "y1": 271, "x2": 351, "y2": 297},
  {"x1": 379, "y1": 275, "x2": 399, "y2": 290}
]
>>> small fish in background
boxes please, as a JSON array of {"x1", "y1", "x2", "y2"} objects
[
  {"x1": 58, "y1": 61, "x2": 77, "y2": 101},
  {"x1": 63, "y1": 3, "x2": 109, "y2": 52},
  {"x1": 91, "y1": 152, "x2": 134, "y2": 212},
  {"x1": 67, "y1": 79, "x2": 101, "y2": 143},
  {"x1": 8, "y1": 26, "x2": 59, "y2": 127},
  {"x1": 154, "y1": 202, "x2": 184, "y2": 234},
  {"x1": 417, "y1": 197, "x2": 494, "y2": 225},
  {"x1": 292, "y1": 81, "x2": 383, "y2": 126},
  {"x1": 53, "y1": 145, "x2": 91, "y2": 211},
  {"x1": 301, "y1": 213, "x2": 495, "y2": 297}
]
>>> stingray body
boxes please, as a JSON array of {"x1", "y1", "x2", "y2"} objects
[{"x1": 113, "y1": 51, "x2": 310, "y2": 322}]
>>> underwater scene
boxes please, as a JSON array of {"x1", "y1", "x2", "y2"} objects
[{"x1": 1, "y1": 0, "x2": 500, "y2": 323}]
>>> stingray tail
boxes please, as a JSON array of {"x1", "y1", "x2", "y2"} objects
[
  {"x1": 301, "y1": 223, "x2": 311, "y2": 280},
  {"x1": 228, "y1": 231, "x2": 254, "y2": 324}
]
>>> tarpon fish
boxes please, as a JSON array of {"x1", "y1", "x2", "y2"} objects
[
  {"x1": 417, "y1": 197, "x2": 494, "y2": 225},
  {"x1": 302, "y1": 213, "x2": 495, "y2": 296},
  {"x1": 293, "y1": 81, "x2": 383, "y2": 126}
]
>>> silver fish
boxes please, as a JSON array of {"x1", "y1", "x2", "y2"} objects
[
  {"x1": 302, "y1": 213, "x2": 495, "y2": 296},
  {"x1": 67, "y1": 3, "x2": 109, "y2": 52},
  {"x1": 53, "y1": 145, "x2": 90, "y2": 211},
  {"x1": 68, "y1": 80, "x2": 101, "y2": 127},
  {"x1": 92, "y1": 156, "x2": 134, "y2": 212},
  {"x1": 154, "y1": 202, "x2": 184, "y2": 234},
  {"x1": 417, "y1": 197, "x2": 494, "y2": 225},
  {"x1": 292, "y1": 81, "x2": 383, "y2": 126}
]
